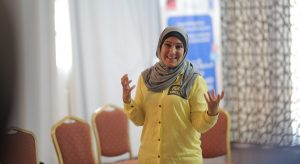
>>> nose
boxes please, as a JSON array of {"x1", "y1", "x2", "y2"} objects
[{"x1": 169, "y1": 46, "x2": 176, "y2": 54}]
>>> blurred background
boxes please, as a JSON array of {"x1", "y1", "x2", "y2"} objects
[{"x1": 1, "y1": 0, "x2": 300, "y2": 163}]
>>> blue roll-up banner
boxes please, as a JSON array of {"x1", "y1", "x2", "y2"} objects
[{"x1": 159, "y1": 0, "x2": 222, "y2": 93}]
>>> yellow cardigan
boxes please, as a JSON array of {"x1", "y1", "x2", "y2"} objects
[{"x1": 124, "y1": 73, "x2": 218, "y2": 164}]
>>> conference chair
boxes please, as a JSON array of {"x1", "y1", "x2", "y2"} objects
[
  {"x1": 201, "y1": 109, "x2": 232, "y2": 164},
  {"x1": 92, "y1": 104, "x2": 137, "y2": 164},
  {"x1": 0, "y1": 127, "x2": 39, "y2": 164},
  {"x1": 51, "y1": 116, "x2": 97, "y2": 164}
]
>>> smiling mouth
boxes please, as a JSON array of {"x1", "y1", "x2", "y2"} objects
[
  {"x1": 167, "y1": 55, "x2": 177, "y2": 59},
  {"x1": 166, "y1": 58, "x2": 177, "y2": 61}
]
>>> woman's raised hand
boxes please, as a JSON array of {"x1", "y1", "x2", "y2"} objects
[
  {"x1": 121, "y1": 74, "x2": 136, "y2": 104},
  {"x1": 204, "y1": 90, "x2": 224, "y2": 116}
]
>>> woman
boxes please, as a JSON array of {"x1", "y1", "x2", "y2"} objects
[{"x1": 121, "y1": 26, "x2": 224, "y2": 164}]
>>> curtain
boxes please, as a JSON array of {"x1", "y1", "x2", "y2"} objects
[
  {"x1": 220, "y1": 0, "x2": 296, "y2": 146},
  {"x1": 68, "y1": 0, "x2": 161, "y2": 159},
  {"x1": 290, "y1": 0, "x2": 300, "y2": 146},
  {"x1": 5, "y1": 0, "x2": 62, "y2": 163},
  {"x1": 4, "y1": 0, "x2": 161, "y2": 162}
]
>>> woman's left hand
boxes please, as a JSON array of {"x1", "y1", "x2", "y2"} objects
[{"x1": 204, "y1": 90, "x2": 224, "y2": 116}]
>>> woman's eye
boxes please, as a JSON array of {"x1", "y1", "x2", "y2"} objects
[
  {"x1": 164, "y1": 43, "x2": 171, "y2": 48},
  {"x1": 176, "y1": 45, "x2": 183, "y2": 49}
]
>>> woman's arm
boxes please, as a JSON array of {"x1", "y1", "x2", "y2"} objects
[
  {"x1": 189, "y1": 76, "x2": 220, "y2": 133},
  {"x1": 121, "y1": 74, "x2": 145, "y2": 126}
]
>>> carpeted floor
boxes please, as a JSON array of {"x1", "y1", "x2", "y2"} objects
[{"x1": 230, "y1": 143, "x2": 300, "y2": 164}]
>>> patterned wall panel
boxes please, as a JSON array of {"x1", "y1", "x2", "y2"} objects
[{"x1": 220, "y1": 0, "x2": 298, "y2": 146}]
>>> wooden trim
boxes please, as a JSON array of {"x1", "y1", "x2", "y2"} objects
[{"x1": 219, "y1": 109, "x2": 232, "y2": 163}]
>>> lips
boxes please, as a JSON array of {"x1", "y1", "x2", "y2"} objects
[
  {"x1": 167, "y1": 55, "x2": 177, "y2": 59},
  {"x1": 166, "y1": 58, "x2": 176, "y2": 61}
]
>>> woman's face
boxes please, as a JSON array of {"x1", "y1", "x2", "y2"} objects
[{"x1": 160, "y1": 36, "x2": 185, "y2": 68}]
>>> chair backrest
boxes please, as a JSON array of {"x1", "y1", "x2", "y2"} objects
[
  {"x1": 0, "y1": 127, "x2": 39, "y2": 164},
  {"x1": 92, "y1": 104, "x2": 133, "y2": 163},
  {"x1": 201, "y1": 109, "x2": 231, "y2": 162},
  {"x1": 51, "y1": 116, "x2": 96, "y2": 164}
]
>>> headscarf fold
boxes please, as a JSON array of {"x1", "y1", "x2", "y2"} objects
[{"x1": 142, "y1": 26, "x2": 200, "y2": 99}]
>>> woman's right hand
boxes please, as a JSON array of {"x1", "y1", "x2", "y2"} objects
[{"x1": 121, "y1": 74, "x2": 136, "y2": 104}]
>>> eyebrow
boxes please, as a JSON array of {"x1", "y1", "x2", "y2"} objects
[{"x1": 164, "y1": 40, "x2": 183, "y2": 45}]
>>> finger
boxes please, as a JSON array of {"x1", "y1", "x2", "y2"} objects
[
  {"x1": 130, "y1": 85, "x2": 136, "y2": 92},
  {"x1": 207, "y1": 91, "x2": 213, "y2": 101},
  {"x1": 127, "y1": 80, "x2": 132, "y2": 85},
  {"x1": 220, "y1": 91, "x2": 224, "y2": 99},
  {"x1": 121, "y1": 74, "x2": 128, "y2": 79},
  {"x1": 124, "y1": 81, "x2": 134, "y2": 91},
  {"x1": 211, "y1": 89, "x2": 216, "y2": 99},
  {"x1": 124, "y1": 80, "x2": 132, "y2": 89},
  {"x1": 122, "y1": 78, "x2": 130, "y2": 87},
  {"x1": 216, "y1": 91, "x2": 224, "y2": 102},
  {"x1": 121, "y1": 74, "x2": 128, "y2": 82},
  {"x1": 122, "y1": 79, "x2": 128, "y2": 86},
  {"x1": 122, "y1": 80, "x2": 128, "y2": 87},
  {"x1": 216, "y1": 95, "x2": 221, "y2": 103},
  {"x1": 121, "y1": 74, "x2": 128, "y2": 81},
  {"x1": 122, "y1": 81, "x2": 130, "y2": 90}
]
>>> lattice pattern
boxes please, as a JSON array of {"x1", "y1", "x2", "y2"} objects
[{"x1": 220, "y1": 0, "x2": 299, "y2": 146}]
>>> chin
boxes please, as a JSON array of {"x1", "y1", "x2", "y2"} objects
[
  {"x1": 163, "y1": 61, "x2": 179, "y2": 68},
  {"x1": 167, "y1": 64, "x2": 178, "y2": 68}
]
